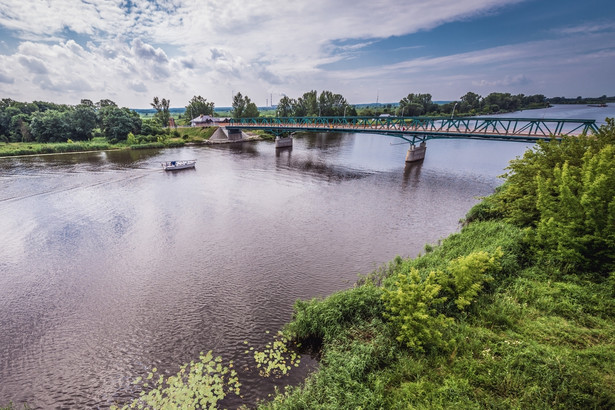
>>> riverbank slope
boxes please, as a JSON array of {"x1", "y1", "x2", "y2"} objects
[{"x1": 262, "y1": 120, "x2": 615, "y2": 408}]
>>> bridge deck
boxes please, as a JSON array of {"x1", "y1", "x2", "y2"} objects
[{"x1": 227, "y1": 116, "x2": 599, "y2": 143}]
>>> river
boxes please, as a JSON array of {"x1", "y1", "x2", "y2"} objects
[{"x1": 0, "y1": 104, "x2": 613, "y2": 408}]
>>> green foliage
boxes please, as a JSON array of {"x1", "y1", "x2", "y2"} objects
[
  {"x1": 382, "y1": 269, "x2": 452, "y2": 352},
  {"x1": 474, "y1": 119, "x2": 615, "y2": 274},
  {"x1": 246, "y1": 332, "x2": 301, "y2": 378},
  {"x1": 126, "y1": 132, "x2": 137, "y2": 145},
  {"x1": 140, "y1": 119, "x2": 165, "y2": 136},
  {"x1": 276, "y1": 96, "x2": 293, "y2": 117},
  {"x1": 0, "y1": 140, "x2": 113, "y2": 156},
  {"x1": 262, "y1": 319, "x2": 398, "y2": 410},
  {"x1": 265, "y1": 220, "x2": 615, "y2": 409},
  {"x1": 285, "y1": 284, "x2": 384, "y2": 343},
  {"x1": 113, "y1": 351, "x2": 240, "y2": 409},
  {"x1": 275, "y1": 90, "x2": 352, "y2": 117},
  {"x1": 533, "y1": 145, "x2": 615, "y2": 272},
  {"x1": 0, "y1": 403, "x2": 30, "y2": 410},
  {"x1": 29, "y1": 109, "x2": 71, "y2": 142},
  {"x1": 150, "y1": 96, "x2": 171, "y2": 127},
  {"x1": 398, "y1": 93, "x2": 438, "y2": 116},
  {"x1": 185, "y1": 95, "x2": 214, "y2": 120},
  {"x1": 382, "y1": 248, "x2": 502, "y2": 352},
  {"x1": 100, "y1": 106, "x2": 141, "y2": 141},
  {"x1": 441, "y1": 248, "x2": 503, "y2": 311}
]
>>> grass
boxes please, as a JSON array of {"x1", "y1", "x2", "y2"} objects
[
  {"x1": 0, "y1": 138, "x2": 115, "y2": 157},
  {"x1": 261, "y1": 221, "x2": 615, "y2": 409},
  {"x1": 176, "y1": 126, "x2": 217, "y2": 142}
]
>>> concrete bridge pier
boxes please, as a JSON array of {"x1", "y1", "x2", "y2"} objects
[
  {"x1": 275, "y1": 135, "x2": 293, "y2": 148},
  {"x1": 405, "y1": 142, "x2": 426, "y2": 162}
]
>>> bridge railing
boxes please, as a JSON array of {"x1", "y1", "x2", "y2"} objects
[{"x1": 228, "y1": 116, "x2": 599, "y2": 140}]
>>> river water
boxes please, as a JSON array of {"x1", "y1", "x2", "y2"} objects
[{"x1": 0, "y1": 105, "x2": 612, "y2": 408}]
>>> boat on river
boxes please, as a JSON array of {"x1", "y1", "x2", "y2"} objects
[{"x1": 162, "y1": 160, "x2": 196, "y2": 171}]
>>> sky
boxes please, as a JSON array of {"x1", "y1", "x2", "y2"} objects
[{"x1": 0, "y1": 0, "x2": 614, "y2": 108}]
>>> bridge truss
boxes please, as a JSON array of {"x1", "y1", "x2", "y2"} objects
[{"x1": 228, "y1": 116, "x2": 599, "y2": 144}]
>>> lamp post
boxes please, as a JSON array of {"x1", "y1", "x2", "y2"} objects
[
  {"x1": 343, "y1": 105, "x2": 348, "y2": 117},
  {"x1": 451, "y1": 102, "x2": 458, "y2": 119}
]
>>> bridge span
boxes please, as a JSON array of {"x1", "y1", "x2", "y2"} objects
[{"x1": 226, "y1": 116, "x2": 599, "y2": 162}]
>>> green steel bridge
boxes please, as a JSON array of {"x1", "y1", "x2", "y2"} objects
[{"x1": 227, "y1": 116, "x2": 599, "y2": 144}]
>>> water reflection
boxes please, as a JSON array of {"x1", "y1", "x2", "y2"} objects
[{"x1": 402, "y1": 160, "x2": 424, "y2": 190}]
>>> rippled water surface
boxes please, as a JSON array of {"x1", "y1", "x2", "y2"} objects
[{"x1": 0, "y1": 104, "x2": 611, "y2": 408}]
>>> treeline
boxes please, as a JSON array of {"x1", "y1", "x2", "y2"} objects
[
  {"x1": 0, "y1": 98, "x2": 143, "y2": 143},
  {"x1": 359, "y1": 91, "x2": 549, "y2": 117},
  {"x1": 274, "y1": 90, "x2": 356, "y2": 117},
  {"x1": 270, "y1": 90, "x2": 548, "y2": 118},
  {"x1": 547, "y1": 95, "x2": 615, "y2": 105}
]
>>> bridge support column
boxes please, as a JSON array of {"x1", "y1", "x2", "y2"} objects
[
  {"x1": 275, "y1": 136, "x2": 293, "y2": 148},
  {"x1": 405, "y1": 142, "x2": 426, "y2": 162}
]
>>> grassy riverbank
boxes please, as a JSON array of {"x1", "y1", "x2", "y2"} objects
[
  {"x1": 0, "y1": 127, "x2": 220, "y2": 157},
  {"x1": 261, "y1": 120, "x2": 615, "y2": 408}
]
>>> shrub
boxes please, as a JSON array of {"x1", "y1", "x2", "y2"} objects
[
  {"x1": 382, "y1": 269, "x2": 452, "y2": 352},
  {"x1": 285, "y1": 285, "x2": 384, "y2": 344},
  {"x1": 440, "y1": 248, "x2": 503, "y2": 311},
  {"x1": 530, "y1": 145, "x2": 615, "y2": 273},
  {"x1": 383, "y1": 248, "x2": 503, "y2": 352}
]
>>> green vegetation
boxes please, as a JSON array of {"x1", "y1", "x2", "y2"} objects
[
  {"x1": 0, "y1": 137, "x2": 113, "y2": 156},
  {"x1": 260, "y1": 119, "x2": 615, "y2": 408},
  {"x1": 246, "y1": 332, "x2": 301, "y2": 378},
  {"x1": 548, "y1": 95, "x2": 615, "y2": 105},
  {"x1": 276, "y1": 90, "x2": 355, "y2": 117},
  {"x1": 150, "y1": 96, "x2": 171, "y2": 128},
  {"x1": 232, "y1": 92, "x2": 260, "y2": 119},
  {"x1": 0, "y1": 97, "x2": 225, "y2": 157},
  {"x1": 185, "y1": 95, "x2": 215, "y2": 123},
  {"x1": 111, "y1": 351, "x2": 241, "y2": 409}
]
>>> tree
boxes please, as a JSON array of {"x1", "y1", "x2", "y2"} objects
[
  {"x1": 30, "y1": 110, "x2": 71, "y2": 142},
  {"x1": 100, "y1": 106, "x2": 142, "y2": 141},
  {"x1": 398, "y1": 93, "x2": 437, "y2": 116},
  {"x1": 9, "y1": 113, "x2": 32, "y2": 142},
  {"x1": 318, "y1": 91, "x2": 348, "y2": 116},
  {"x1": 276, "y1": 96, "x2": 294, "y2": 117},
  {"x1": 243, "y1": 99, "x2": 259, "y2": 118},
  {"x1": 296, "y1": 90, "x2": 318, "y2": 116},
  {"x1": 96, "y1": 99, "x2": 117, "y2": 109},
  {"x1": 480, "y1": 118, "x2": 615, "y2": 273},
  {"x1": 151, "y1": 96, "x2": 171, "y2": 127},
  {"x1": 231, "y1": 93, "x2": 259, "y2": 118},
  {"x1": 460, "y1": 92, "x2": 481, "y2": 111},
  {"x1": 185, "y1": 95, "x2": 214, "y2": 120},
  {"x1": 68, "y1": 104, "x2": 97, "y2": 140},
  {"x1": 231, "y1": 92, "x2": 246, "y2": 119}
]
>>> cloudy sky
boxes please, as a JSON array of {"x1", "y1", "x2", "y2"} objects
[{"x1": 0, "y1": 0, "x2": 614, "y2": 108}]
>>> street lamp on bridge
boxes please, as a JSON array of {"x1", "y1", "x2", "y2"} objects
[{"x1": 451, "y1": 102, "x2": 458, "y2": 119}]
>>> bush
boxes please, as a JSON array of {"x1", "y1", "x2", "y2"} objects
[
  {"x1": 382, "y1": 268, "x2": 452, "y2": 352},
  {"x1": 382, "y1": 248, "x2": 503, "y2": 352},
  {"x1": 285, "y1": 284, "x2": 384, "y2": 344}
]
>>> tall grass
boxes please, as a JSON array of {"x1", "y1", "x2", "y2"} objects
[{"x1": 0, "y1": 140, "x2": 113, "y2": 156}]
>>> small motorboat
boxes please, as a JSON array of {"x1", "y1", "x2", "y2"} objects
[{"x1": 162, "y1": 160, "x2": 196, "y2": 171}]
